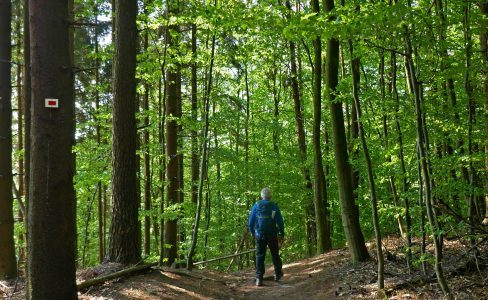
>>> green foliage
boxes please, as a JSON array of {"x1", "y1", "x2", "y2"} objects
[{"x1": 9, "y1": 0, "x2": 485, "y2": 271}]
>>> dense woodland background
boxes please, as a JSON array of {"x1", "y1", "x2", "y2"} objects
[{"x1": 0, "y1": 0, "x2": 487, "y2": 298}]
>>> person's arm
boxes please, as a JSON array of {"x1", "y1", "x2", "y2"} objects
[
  {"x1": 275, "y1": 204, "x2": 284, "y2": 238},
  {"x1": 248, "y1": 204, "x2": 256, "y2": 236}
]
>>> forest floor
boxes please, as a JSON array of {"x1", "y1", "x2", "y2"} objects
[{"x1": 1, "y1": 236, "x2": 487, "y2": 299}]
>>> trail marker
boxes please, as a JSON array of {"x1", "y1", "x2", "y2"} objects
[{"x1": 45, "y1": 98, "x2": 59, "y2": 108}]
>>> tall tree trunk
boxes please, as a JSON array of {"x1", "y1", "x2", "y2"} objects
[
  {"x1": 325, "y1": 0, "x2": 369, "y2": 263},
  {"x1": 390, "y1": 51, "x2": 412, "y2": 270},
  {"x1": 285, "y1": 0, "x2": 316, "y2": 257},
  {"x1": 108, "y1": 0, "x2": 141, "y2": 264},
  {"x1": 349, "y1": 43, "x2": 384, "y2": 290},
  {"x1": 434, "y1": 0, "x2": 462, "y2": 212},
  {"x1": 94, "y1": 1, "x2": 105, "y2": 264},
  {"x1": 311, "y1": 0, "x2": 331, "y2": 253},
  {"x1": 23, "y1": 0, "x2": 31, "y2": 216},
  {"x1": 187, "y1": 32, "x2": 216, "y2": 269},
  {"x1": 191, "y1": 22, "x2": 199, "y2": 205},
  {"x1": 0, "y1": 0, "x2": 17, "y2": 280},
  {"x1": 479, "y1": 1, "x2": 488, "y2": 225},
  {"x1": 403, "y1": 16, "x2": 451, "y2": 297},
  {"x1": 15, "y1": 3, "x2": 26, "y2": 264},
  {"x1": 164, "y1": 0, "x2": 181, "y2": 266},
  {"x1": 143, "y1": 0, "x2": 152, "y2": 257},
  {"x1": 463, "y1": 1, "x2": 480, "y2": 247},
  {"x1": 143, "y1": 79, "x2": 151, "y2": 257},
  {"x1": 27, "y1": 0, "x2": 77, "y2": 296}
]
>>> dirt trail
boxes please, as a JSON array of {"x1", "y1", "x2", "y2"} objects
[
  {"x1": 76, "y1": 248, "x2": 366, "y2": 300},
  {"x1": 2, "y1": 238, "x2": 487, "y2": 299}
]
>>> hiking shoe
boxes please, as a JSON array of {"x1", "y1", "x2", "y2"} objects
[
  {"x1": 274, "y1": 273, "x2": 283, "y2": 281},
  {"x1": 256, "y1": 278, "x2": 263, "y2": 286}
]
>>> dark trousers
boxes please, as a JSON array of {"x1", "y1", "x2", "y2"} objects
[{"x1": 255, "y1": 235, "x2": 283, "y2": 279}]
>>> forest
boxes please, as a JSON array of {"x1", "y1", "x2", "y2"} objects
[{"x1": 0, "y1": 0, "x2": 487, "y2": 299}]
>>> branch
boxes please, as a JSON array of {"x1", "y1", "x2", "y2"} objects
[
  {"x1": 300, "y1": 39, "x2": 314, "y2": 73},
  {"x1": 0, "y1": 59, "x2": 24, "y2": 67},
  {"x1": 77, "y1": 262, "x2": 158, "y2": 291},
  {"x1": 68, "y1": 20, "x2": 98, "y2": 27},
  {"x1": 193, "y1": 249, "x2": 255, "y2": 266},
  {"x1": 363, "y1": 39, "x2": 408, "y2": 57},
  {"x1": 12, "y1": 181, "x2": 25, "y2": 217}
]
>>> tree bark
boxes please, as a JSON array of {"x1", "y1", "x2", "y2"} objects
[
  {"x1": 108, "y1": 0, "x2": 141, "y2": 264},
  {"x1": 22, "y1": 4, "x2": 31, "y2": 279},
  {"x1": 311, "y1": 0, "x2": 331, "y2": 254},
  {"x1": 187, "y1": 32, "x2": 216, "y2": 270},
  {"x1": 349, "y1": 42, "x2": 384, "y2": 289},
  {"x1": 390, "y1": 51, "x2": 412, "y2": 269},
  {"x1": 325, "y1": 0, "x2": 369, "y2": 263},
  {"x1": 191, "y1": 22, "x2": 199, "y2": 205},
  {"x1": 164, "y1": 0, "x2": 182, "y2": 265},
  {"x1": 479, "y1": 1, "x2": 488, "y2": 225},
  {"x1": 143, "y1": 0, "x2": 152, "y2": 258},
  {"x1": 93, "y1": 2, "x2": 105, "y2": 264},
  {"x1": 27, "y1": 0, "x2": 77, "y2": 297},
  {"x1": 0, "y1": 0, "x2": 17, "y2": 280},
  {"x1": 403, "y1": 17, "x2": 451, "y2": 297},
  {"x1": 285, "y1": 0, "x2": 316, "y2": 257}
]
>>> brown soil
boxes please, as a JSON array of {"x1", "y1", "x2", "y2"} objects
[{"x1": 2, "y1": 236, "x2": 487, "y2": 299}]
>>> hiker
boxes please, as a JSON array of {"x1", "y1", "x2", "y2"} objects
[{"x1": 248, "y1": 187, "x2": 284, "y2": 286}]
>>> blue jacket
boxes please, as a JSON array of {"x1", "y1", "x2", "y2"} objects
[{"x1": 248, "y1": 199, "x2": 284, "y2": 238}]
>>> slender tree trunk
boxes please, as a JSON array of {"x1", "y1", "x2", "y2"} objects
[
  {"x1": 15, "y1": 4, "x2": 26, "y2": 264},
  {"x1": 93, "y1": 2, "x2": 105, "y2": 264},
  {"x1": 416, "y1": 148, "x2": 427, "y2": 275},
  {"x1": 390, "y1": 51, "x2": 412, "y2": 270},
  {"x1": 479, "y1": 1, "x2": 488, "y2": 225},
  {"x1": 463, "y1": 1, "x2": 479, "y2": 248},
  {"x1": 325, "y1": 0, "x2": 369, "y2": 263},
  {"x1": 23, "y1": 0, "x2": 31, "y2": 222},
  {"x1": 311, "y1": 0, "x2": 332, "y2": 254},
  {"x1": 191, "y1": 22, "x2": 199, "y2": 205},
  {"x1": 434, "y1": 0, "x2": 462, "y2": 213},
  {"x1": 379, "y1": 48, "x2": 406, "y2": 238},
  {"x1": 187, "y1": 32, "x2": 216, "y2": 269},
  {"x1": 0, "y1": 0, "x2": 17, "y2": 280},
  {"x1": 27, "y1": 0, "x2": 77, "y2": 296},
  {"x1": 143, "y1": 0, "x2": 152, "y2": 257},
  {"x1": 403, "y1": 16, "x2": 451, "y2": 297},
  {"x1": 143, "y1": 79, "x2": 151, "y2": 257},
  {"x1": 349, "y1": 42, "x2": 384, "y2": 290},
  {"x1": 159, "y1": 75, "x2": 167, "y2": 264},
  {"x1": 164, "y1": 0, "x2": 181, "y2": 265},
  {"x1": 285, "y1": 0, "x2": 316, "y2": 256},
  {"x1": 108, "y1": 0, "x2": 141, "y2": 264}
]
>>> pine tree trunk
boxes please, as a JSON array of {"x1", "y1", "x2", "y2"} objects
[
  {"x1": 325, "y1": 0, "x2": 369, "y2": 263},
  {"x1": 108, "y1": 0, "x2": 141, "y2": 264},
  {"x1": 0, "y1": 0, "x2": 17, "y2": 280},
  {"x1": 27, "y1": 0, "x2": 77, "y2": 296}
]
